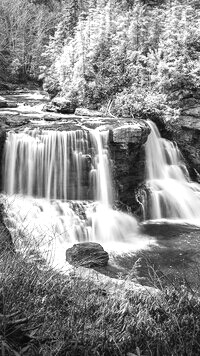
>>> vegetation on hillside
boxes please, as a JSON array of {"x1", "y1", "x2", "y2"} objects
[
  {"x1": 1, "y1": 0, "x2": 200, "y2": 120},
  {"x1": 40, "y1": 0, "x2": 200, "y2": 120},
  {"x1": 0, "y1": 0, "x2": 60, "y2": 84}
]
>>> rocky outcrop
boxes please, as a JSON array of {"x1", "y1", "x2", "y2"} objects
[
  {"x1": 109, "y1": 121, "x2": 150, "y2": 213},
  {"x1": 66, "y1": 242, "x2": 109, "y2": 267},
  {"x1": 44, "y1": 96, "x2": 75, "y2": 114}
]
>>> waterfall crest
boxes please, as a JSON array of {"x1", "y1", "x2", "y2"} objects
[{"x1": 145, "y1": 120, "x2": 200, "y2": 223}]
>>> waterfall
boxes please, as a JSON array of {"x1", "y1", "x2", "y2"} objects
[
  {"x1": 144, "y1": 120, "x2": 200, "y2": 223},
  {"x1": 3, "y1": 128, "x2": 112, "y2": 203},
  {"x1": 2, "y1": 127, "x2": 144, "y2": 268}
]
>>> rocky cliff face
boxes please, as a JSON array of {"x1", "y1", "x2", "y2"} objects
[{"x1": 109, "y1": 121, "x2": 150, "y2": 214}]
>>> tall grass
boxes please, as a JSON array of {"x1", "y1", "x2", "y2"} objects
[{"x1": 0, "y1": 242, "x2": 200, "y2": 356}]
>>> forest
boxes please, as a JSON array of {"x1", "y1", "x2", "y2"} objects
[{"x1": 1, "y1": 0, "x2": 200, "y2": 120}]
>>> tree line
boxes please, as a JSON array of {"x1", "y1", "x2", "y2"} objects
[{"x1": 1, "y1": 0, "x2": 200, "y2": 120}]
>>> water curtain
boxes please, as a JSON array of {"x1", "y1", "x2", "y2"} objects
[{"x1": 3, "y1": 128, "x2": 112, "y2": 205}]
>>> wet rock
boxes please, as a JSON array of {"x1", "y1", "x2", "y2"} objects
[
  {"x1": 0, "y1": 96, "x2": 18, "y2": 108},
  {"x1": 43, "y1": 103, "x2": 58, "y2": 112},
  {"x1": 43, "y1": 114, "x2": 62, "y2": 121},
  {"x1": 6, "y1": 102, "x2": 18, "y2": 108},
  {"x1": 0, "y1": 96, "x2": 7, "y2": 108},
  {"x1": 43, "y1": 97, "x2": 75, "y2": 114},
  {"x1": 66, "y1": 242, "x2": 109, "y2": 268},
  {"x1": 5, "y1": 116, "x2": 30, "y2": 127},
  {"x1": 109, "y1": 120, "x2": 150, "y2": 214},
  {"x1": 51, "y1": 97, "x2": 75, "y2": 113},
  {"x1": 111, "y1": 121, "x2": 150, "y2": 144},
  {"x1": 75, "y1": 108, "x2": 105, "y2": 117}
]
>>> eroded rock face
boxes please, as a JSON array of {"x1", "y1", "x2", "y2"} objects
[
  {"x1": 66, "y1": 242, "x2": 109, "y2": 267},
  {"x1": 109, "y1": 120, "x2": 150, "y2": 213}
]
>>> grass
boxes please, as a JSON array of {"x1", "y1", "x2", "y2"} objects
[{"x1": 0, "y1": 238, "x2": 200, "y2": 356}]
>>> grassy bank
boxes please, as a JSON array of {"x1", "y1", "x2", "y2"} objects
[{"x1": 0, "y1": 242, "x2": 200, "y2": 356}]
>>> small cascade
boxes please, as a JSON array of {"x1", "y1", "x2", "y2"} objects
[{"x1": 144, "y1": 120, "x2": 200, "y2": 223}]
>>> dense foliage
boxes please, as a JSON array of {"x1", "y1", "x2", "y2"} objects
[
  {"x1": 0, "y1": 0, "x2": 60, "y2": 83},
  {"x1": 39, "y1": 0, "x2": 200, "y2": 119},
  {"x1": 1, "y1": 0, "x2": 200, "y2": 117}
]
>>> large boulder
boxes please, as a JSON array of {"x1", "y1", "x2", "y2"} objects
[
  {"x1": 66, "y1": 242, "x2": 109, "y2": 268},
  {"x1": 51, "y1": 97, "x2": 75, "y2": 114},
  {"x1": 43, "y1": 97, "x2": 75, "y2": 114}
]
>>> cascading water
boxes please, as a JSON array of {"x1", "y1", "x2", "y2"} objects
[
  {"x1": 4, "y1": 128, "x2": 111, "y2": 202},
  {"x1": 144, "y1": 120, "x2": 200, "y2": 224},
  {"x1": 2, "y1": 127, "x2": 147, "y2": 270}
]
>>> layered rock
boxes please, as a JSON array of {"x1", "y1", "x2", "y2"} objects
[{"x1": 109, "y1": 121, "x2": 150, "y2": 213}]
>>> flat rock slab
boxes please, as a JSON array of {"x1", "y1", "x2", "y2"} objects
[{"x1": 66, "y1": 242, "x2": 109, "y2": 268}]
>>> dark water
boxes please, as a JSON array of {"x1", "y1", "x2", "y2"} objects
[{"x1": 102, "y1": 223, "x2": 200, "y2": 294}]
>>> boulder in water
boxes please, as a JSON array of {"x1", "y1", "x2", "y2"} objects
[
  {"x1": 6, "y1": 102, "x2": 18, "y2": 108},
  {"x1": 51, "y1": 97, "x2": 75, "y2": 113},
  {"x1": 43, "y1": 97, "x2": 75, "y2": 114},
  {"x1": 0, "y1": 96, "x2": 7, "y2": 108},
  {"x1": 66, "y1": 242, "x2": 109, "y2": 268}
]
